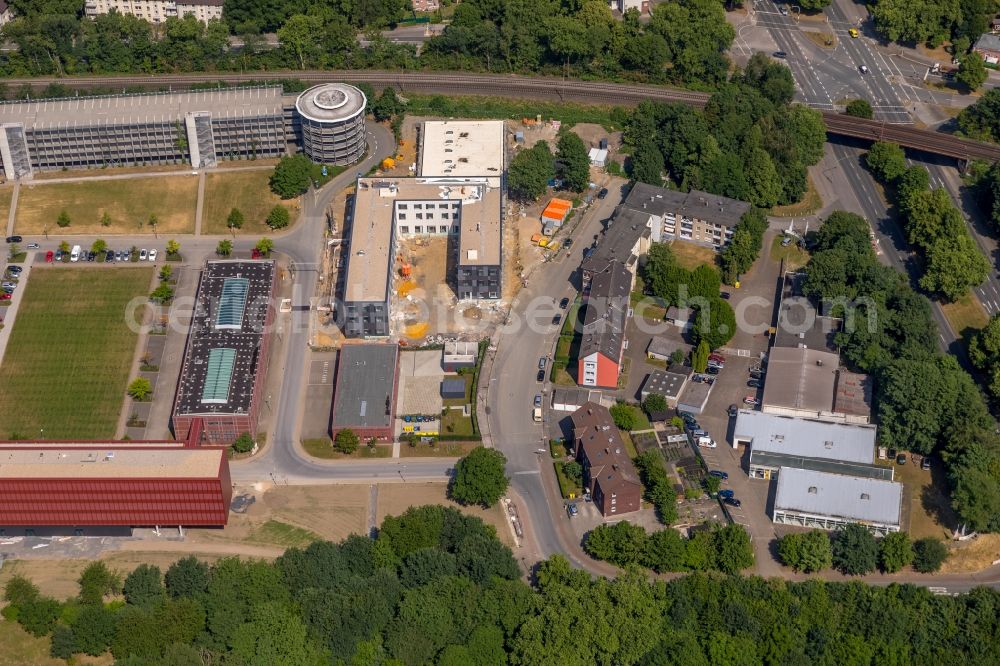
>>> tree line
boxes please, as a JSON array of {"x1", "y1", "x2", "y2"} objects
[
  {"x1": 866, "y1": 141, "x2": 989, "y2": 301},
  {"x1": 625, "y1": 53, "x2": 825, "y2": 209},
  {"x1": 11, "y1": 503, "x2": 998, "y2": 665},
  {"x1": 778, "y1": 525, "x2": 950, "y2": 575},
  {"x1": 802, "y1": 211, "x2": 1000, "y2": 533},
  {"x1": 0, "y1": 0, "x2": 737, "y2": 88}
]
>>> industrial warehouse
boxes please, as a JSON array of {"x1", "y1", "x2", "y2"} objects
[
  {"x1": 172, "y1": 260, "x2": 276, "y2": 445},
  {"x1": 340, "y1": 120, "x2": 505, "y2": 338},
  {"x1": 0, "y1": 419, "x2": 232, "y2": 536},
  {"x1": 0, "y1": 82, "x2": 366, "y2": 179}
]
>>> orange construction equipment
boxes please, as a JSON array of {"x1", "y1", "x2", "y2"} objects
[
  {"x1": 400, "y1": 263, "x2": 412, "y2": 278},
  {"x1": 541, "y1": 198, "x2": 572, "y2": 224},
  {"x1": 530, "y1": 233, "x2": 543, "y2": 244},
  {"x1": 382, "y1": 157, "x2": 396, "y2": 170}
]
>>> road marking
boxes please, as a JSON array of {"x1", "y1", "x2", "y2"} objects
[{"x1": 512, "y1": 470, "x2": 540, "y2": 476}]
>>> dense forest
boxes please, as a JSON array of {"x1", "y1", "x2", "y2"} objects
[
  {"x1": 5, "y1": 504, "x2": 1000, "y2": 666},
  {"x1": 801, "y1": 211, "x2": 1000, "y2": 532},
  {"x1": 0, "y1": 0, "x2": 736, "y2": 88}
]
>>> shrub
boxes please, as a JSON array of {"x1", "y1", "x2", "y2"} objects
[{"x1": 232, "y1": 433, "x2": 255, "y2": 454}]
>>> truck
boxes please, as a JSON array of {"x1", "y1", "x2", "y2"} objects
[
  {"x1": 70, "y1": 245, "x2": 81, "y2": 262},
  {"x1": 532, "y1": 407, "x2": 542, "y2": 423}
]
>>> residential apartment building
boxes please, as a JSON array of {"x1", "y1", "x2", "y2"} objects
[
  {"x1": 84, "y1": 0, "x2": 224, "y2": 24},
  {"x1": 570, "y1": 402, "x2": 642, "y2": 517},
  {"x1": 578, "y1": 262, "x2": 632, "y2": 389},
  {"x1": 0, "y1": 1, "x2": 14, "y2": 28}
]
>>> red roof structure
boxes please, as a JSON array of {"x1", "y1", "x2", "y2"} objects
[{"x1": 0, "y1": 418, "x2": 232, "y2": 529}]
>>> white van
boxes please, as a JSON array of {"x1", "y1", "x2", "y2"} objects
[
  {"x1": 70, "y1": 245, "x2": 81, "y2": 262},
  {"x1": 532, "y1": 407, "x2": 543, "y2": 423}
]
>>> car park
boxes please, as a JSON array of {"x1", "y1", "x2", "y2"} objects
[
  {"x1": 559, "y1": 297, "x2": 570, "y2": 309},
  {"x1": 723, "y1": 497, "x2": 742, "y2": 508},
  {"x1": 148, "y1": 249, "x2": 157, "y2": 262},
  {"x1": 5, "y1": 236, "x2": 21, "y2": 243},
  {"x1": 26, "y1": 243, "x2": 39, "y2": 249},
  {"x1": 536, "y1": 369, "x2": 545, "y2": 382},
  {"x1": 139, "y1": 249, "x2": 148, "y2": 261},
  {"x1": 708, "y1": 470, "x2": 729, "y2": 481}
]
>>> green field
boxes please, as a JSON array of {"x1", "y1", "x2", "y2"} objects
[
  {"x1": 202, "y1": 170, "x2": 300, "y2": 235},
  {"x1": 0, "y1": 267, "x2": 153, "y2": 439}
]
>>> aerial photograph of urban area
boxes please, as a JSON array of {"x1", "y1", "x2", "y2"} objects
[{"x1": 0, "y1": 0, "x2": 998, "y2": 663}]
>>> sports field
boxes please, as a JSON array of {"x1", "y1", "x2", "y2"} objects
[
  {"x1": 202, "y1": 170, "x2": 299, "y2": 235},
  {"x1": 15, "y1": 176, "x2": 198, "y2": 235},
  {"x1": 0, "y1": 267, "x2": 154, "y2": 439}
]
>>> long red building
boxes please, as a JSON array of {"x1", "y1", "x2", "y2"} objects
[{"x1": 0, "y1": 419, "x2": 232, "y2": 536}]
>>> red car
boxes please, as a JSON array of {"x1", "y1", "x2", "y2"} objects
[
  {"x1": 0, "y1": 293, "x2": 11, "y2": 301},
  {"x1": 45, "y1": 250, "x2": 54, "y2": 263}
]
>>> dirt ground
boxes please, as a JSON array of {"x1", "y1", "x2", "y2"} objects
[
  {"x1": 940, "y1": 534, "x2": 1000, "y2": 573},
  {"x1": 377, "y1": 482, "x2": 514, "y2": 546}
]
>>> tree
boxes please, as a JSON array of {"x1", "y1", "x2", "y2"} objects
[
  {"x1": 958, "y1": 51, "x2": 988, "y2": 92},
  {"x1": 74, "y1": 605, "x2": 117, "y2": 656},
  {"x1": 584, "y1": 520, "x2": 648, "y2": 567},
  {"x1": 227, "y1": 207, "x2": 244, "y2": 231},
  {"x1": 18, "y1": 597, "x2": 61, "y2": 637},
  {"x1": 230, "y1": 602, "x2": 322, "y2": 665},
  {"x1": 958, "y1": 88, "x2": 1000, "y2": 142},
  {"x1": 643, "y1": 528, "x2": 686, "y2": 573},
  {"x1": 777, "y1": 530, "x2": 832, "y2": 572},
  {"x1": 255, "y1": 237, "x2": 274, "y2": 256},
  {"x1": 871, "y1": 0, "x2": 954, "y2": 45},
  {"x1": 450, "y1": 447, "x2": 509, "y2": 507},
  {"x1": 562, "y1": 460, "x2": 583, "y2": 487},
  {"x1": 56, "y1": 209, "x2": 71, "y2": 227},
  {"x1": 159, "y1": 264, "x2": 172, "y2": 282},
  {"x1": 277, "y1": 14, "x2": 323, "y2": 69},
  {"x1": 845, "y1": 99, "x2": 874, "y2": 119},
  {"x1": 670, "y1": 349, "x2": 686, "y2": 365},
  {"x1": 950, "y1": 467, "x2": 1000, "y2": 532},
  {"x1": 692, "y1": 340, "x2": 710, "y2": 373},
  {"x1": 643, "y1": 393, "x2": 668, "y2": 414},
  {"x1": 739, "y1": 52, "x2": 795, "y2": 106},
  {"x1": 149, "y1": 284, "x2": 174, "y2": 304},
  {"x1": 866, "y1": 142, "x2": 908, "y2": 183},
  {"x1": 49, "y1": 624, "x2": 75, "y2": 659},
  {"x1": 123, "y1": 564, "x2": 165, "y2": 608},
  {"x1": 831, "y1": 524, "x2": 879, "y2": 575},
  {"x1": 232, "y1": 432, "x2": 255, "y2": 454},
  {"x1": 266, "y1": 205, "x2": 291, "y2": 230},
  {"x1": 798, "y1": 0, "x2": 831, "y2": 10},
  {"x1": 555, "y1": 131, "x2": 590, "y2": 192},
  {"x1": 100, "y1": 211, "x2": 112, "y2": 227},
  {"x1": 164, "y1": 556, "x2": 209, "y2": 599},
  {"x1": 508, "y1": 141, "x2": 554, "y2": 200},
  {"x1": 148, "y1": 213, "x2": 158, "y2": 235},
  {"x1": 690, "y1": 298, "x2": 736, "y2": 350},
  {"x1": 878, "y1": 531, "x2": 914, "y2": 573},
  {"x1": 629, "y1": 139, "x2": 664, "y2": 185},
  {"x1": 920, "y1": 234, "x2": 990, "y2": 302},
  {"x1": 5, "y1": 575, "x2": 39, "y2": 607},
  {"x1": 689, "y1": 264, "x2": 722, "y2": 300},
  {"x1": 166, "y1": 239, "x2": 180, "y2": 257},
  {"x1": 371, "y1": 87, "x2": 405, "y2": 122},
  {"x1": 913, "y1": 537, "x2": 949, "y2": 572},
  {"x1": 712, "y1": 524, "x2": 754, "y2": 574},
  {"x1": 270, "y1": 154, "x2": 313, "y2": 199},
  {"x1": 216, "y1": 239, "x2": 233, "y2": 256},
  {"x1": 334, "y1": 429, "x2": 360, "y2": 454},
  {"x1": 610, "y1": 403, "x2": 638, "y2": 431},
  {"x1": 127, "y1": 377, "x2": 152, "y2": 401},
  {"x1": 78, "y1": 562, "x2": 121, "y2": 606}
]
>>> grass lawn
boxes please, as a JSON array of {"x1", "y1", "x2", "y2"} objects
[
  {"x1": 771, "y1": 175, "x2": 822, "y2": 217},
  {"x1": 941, "y1": 293, "x2": 989, "y2": 340},
  {"x1": 248, "y1": 520, "x2": 321, "y2": 548},
  {"x1": 441, "y1": 408, "x2": 475, "y2": 437},
  {"x1": 400, "y1": 441, "x2": 478, "y2": 457},
  {"x1": 770, "y1": 234, "x2": 811, "y2": 271},
  {"x1": 887, "y1": 457, "x2": 957, "y2": 540},
  {"x1": 301, "y1": 438, "x2": 392, "y2": 459},
  {"x1": 619, "y1": 431, "x2": 639, "y2": 458},
  {"x1": 668, "y1": 241, "x2": 717, "y2": 270},
  {"x1": 554, "y1": 462, "x2": 584, "y2": 499},
  {"x1": 0, "y1": 185, "x2": 12, "y2": 223},
  {"x1": 202, "y1": 170, "x2": 301, "y2": 235},
  {"x1": 0, "y1": 267, "x2": 153, "y2": 439},
  {"x1": 0, "y1": 620, "x2": 113, "y2": 666},
  {"x1": 16, "y1": 176, "x2": 198, "y2": 235}
]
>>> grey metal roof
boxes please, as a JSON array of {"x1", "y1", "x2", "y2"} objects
[
  {"x1": 646, "y1": 336, "x2": 673, "y2": 357},
  {"x1": 294, "y1": 83, "x2": 367, "y2": 123},
  {"x1": 734, "y1": 410, "x2": 875, "y2": 464},
  {"x1": 975, "y1": 33, "x2": 1000, "y2": 52},
  {"x1": 332, "y1": 344, "x2": 398, "y2": 429},
  {"x1": 579, "y1": 261, "x2": 632, "y2": 363},
  {"x1": 775, "y1": 467, "x2": 902, "y2": 527},
  {"x1": 749, "y1": 450, "x2": 893, "y2": 481}
]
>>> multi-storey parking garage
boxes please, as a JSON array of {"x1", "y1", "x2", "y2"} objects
[{"x1": 294, "y1": 83, "x2": 367, "y2": 165}]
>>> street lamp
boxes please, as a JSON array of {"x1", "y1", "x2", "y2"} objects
[{"x1": 398, "y1": 465, "x2": 407, "y2": 482}]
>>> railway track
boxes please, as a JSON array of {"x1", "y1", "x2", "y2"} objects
[{"x1": 6, "y1": 70, "x2": 999, "y2": 161}]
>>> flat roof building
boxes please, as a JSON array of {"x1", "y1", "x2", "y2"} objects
[
  {"x1": 762, "y1": 347, "x2": 871, "y2": 424},
  {"x1": 331, "y1": 343, "x2": 400, "y2": 441},
  {"x1": 773, "y1": 273, "x2": 841, "y2": 352},
  {"x1": 570, "y1": 402, "x2": 642, "y2": 517},
  {"x1": 0, "y1": 419, "x2": 232, "y2": 535},
  {"x1": 442, "y1": 340, "x2": 479, "y2": 371},
  {"x1": 773, "y1": 467, "x2": 902, "y2": 536},
  {"x1": 172, "y1": 261, "x2": 276, "y2": 446},
  {"x1": 419, "y1": 120, "x2": 505, "y2": 178},
  {"x1": 640, "y1": 366, "x2": 690, "y2": 406},
  {"x1": 677, "y1": 380, "x2": 713, "y2": 415}
]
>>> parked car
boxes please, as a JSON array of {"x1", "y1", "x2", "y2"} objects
[
  {"x1": 566, "y1": 503, "x2": 579, "y2": 517},
  {"x1": 533, "y1": 394, "x2": 542, "y2": 408},
  {"x1": 727, "y1": 404, "x2": 738, "y2": 417},
  {"x1": 583, "y1": 492, "x2": 592, "y2": 502},
  {"x1": 750, "y1": 369, "x2": 765, "y2": 379},
  {"x1": 720, "y1": 291, "x2": 731, "y2": 300},
  {"x1": 5, "y1": 235, "x2": 21, "y2": 243},
  {"x1": 564, "y1": 238, "x2": 573, "y2": 248},
  {"x1": 781, "y1": 236, "x2": 793, "y2": 247},
  {"x1": 0, "y1": 292, "x2": 10, "y2": 301},
  {"x1": 538, "y1": 357, "x2": 547, "y2": 370},
  {"x1": 743, "y1": 396, "x2": 760, "y2": 406},
  {"x1": 6, "y1": 265, "x2": 22, "y2": 275},
  {"x1": 691, "y1": 429, "x2": 708, "y2": 439},
  {"x1": 148, "y1": 249, "x2": 157, "y2": 262},
  {"x1": 26, "y1": 243, "x2": 39, "y2": 249},
  {"x1": 105, "y1": 250, "x2": 114, "y2": 262},
  {"x1": 597, "y1": 187, "x2": 609, "y2": 199},
  {"x1": 139, "y1": 249, "x2": 148, "y2": 261},
  {"x1": 921, "y1": 457, "x2": 931, "y2": 471},
  {"x1": 1, "y1": 281, "x2": 17, "y2": 290},
  {"x1": 86, "y1": 251, "x2": 96, "y2": 262},
  {"x1": 697, "y1": 436, "x2": 717, "y2": 448},
  {"x1": 708, "y1": 470, "x2": 729, "y2": 481},
  {"x1": 551, "y1": 314, "x2": 561, "y2": 326},
  {"x1": 723, "y1": 497, "x2": 742, "y2": 508},
  {"x1": 45, "y1": 250, "x2": 54, "y2": 263},
  {"x1": 54, "y1": 250, "x2": 63, "y2": 261},
  {"x1": 706, "y1": 366, "x2": 720, "y2": 375},
  {"x1": 896, "y1": 452, "x2": 907, "y2": 465},
  {"x1": 536, "y1": 369, "x2": 545, "y2": 382},
  {"x1": 559, "y1": 297, "x2": 570, "y2": 309},
  {"x1": 718, "y1": 489, "x2": 735, "y2": 499},
  {"x1": 747, "y1": 379, "x2": 762, "y2": 388}
]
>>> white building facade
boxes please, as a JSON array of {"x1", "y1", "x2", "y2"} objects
[{"x1": 84, "y1": 0, "x2": 223, "y2": 24}]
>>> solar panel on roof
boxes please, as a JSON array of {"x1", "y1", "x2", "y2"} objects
[
  {"x1": 201, "y1": 348, "x2": 236, "y2": 403},
  {"x1": 215, "y1": 278, "x2": 249, "y2": 329}
]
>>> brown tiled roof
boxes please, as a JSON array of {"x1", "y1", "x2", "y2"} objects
[{"x1": 571, "y1": 402, "x2": 641, "y2": 494}]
